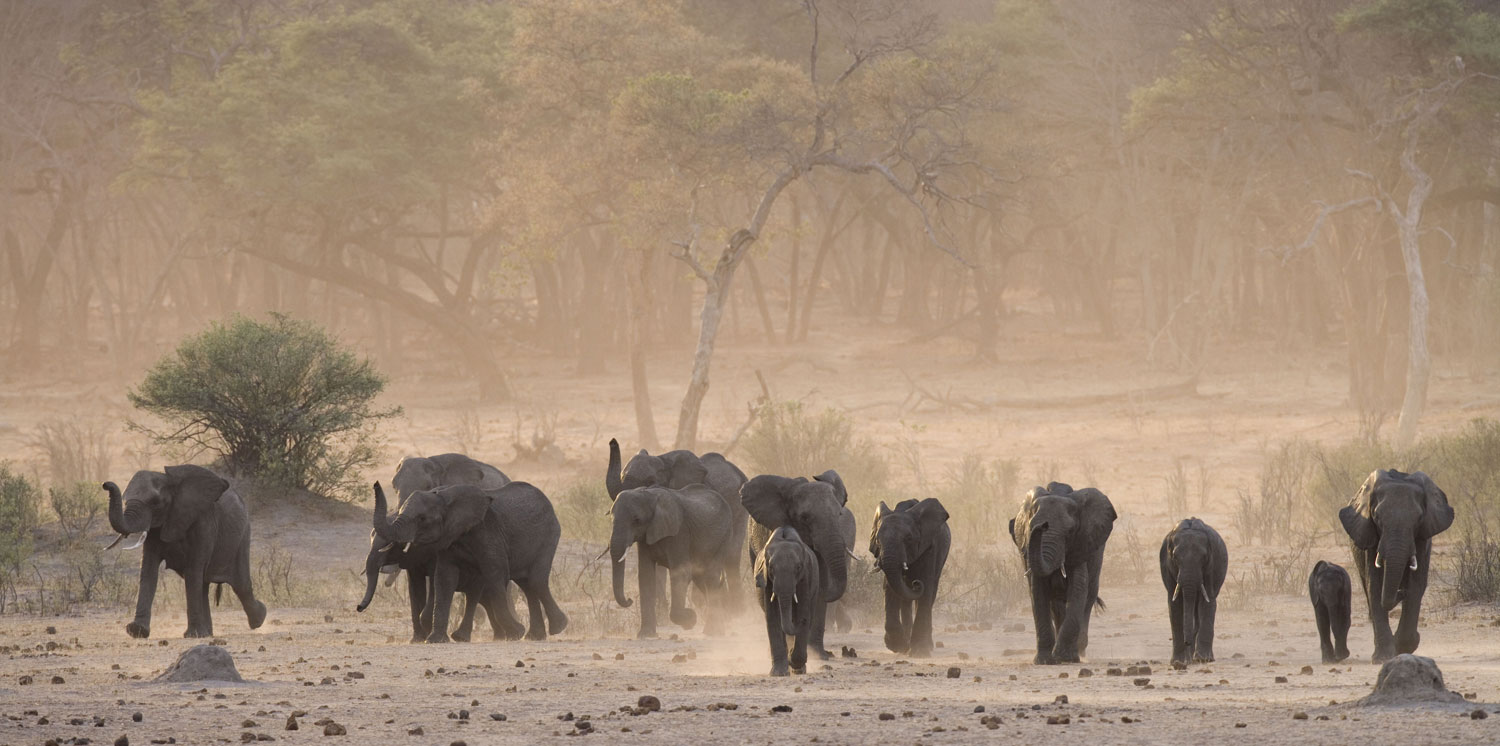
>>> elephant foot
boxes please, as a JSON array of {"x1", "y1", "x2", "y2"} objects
[
  {"x1": 1193, "y1": 650, "x2": 1214, "y2": 663},
  {"x1": 524, "y1": 628, "x2": 546, "y2": 642},
  {"x1": 425, "y1": 632, "x2": 451, "y2": 644},
  {"x1": 1334, "y1": 647, "x2": 1350, "y2": 663},
  {"x1": 884, "y1": 631, "x2": 910, "y2": 655},
  {"x1": 547, "y1": 613, "x2": 569, "y2": 637},
  {"x1": 770, "y1": 663, "x2": 790, "y2": 677},
  {"x1": 1033, "y1": 651, "x2": 1058, "y2": 666},
  {"x1": 1172, "y1": 660, "x2": 1188, "y2": 671},
  {"x1": 1371, "y1": 650, "x2": 1395, "y2": 664},
  {"x1": 1395, "y1": 631, "x2": 1420, "y2": 655},
  {"x1": 812, "y1": 647, "x2": 834, "y2": 661},
  {"x1": 908, "y1": 640, "x2": 933, "y2": 658},
  {"x1": 184, "y1": 626, "x2": 212, "y2": 639},
  {"x1": 451, "y1": 628, "x2": 471, "y2": 643},
  {"x1": 246, "y1": 601, "x2": 267, "y2": 630},
  {"x1": 791, "y1": 665, "x2": 806, "y2": 675},
  {"x1": 1051, "y1": 648, "x2": 1080, "y2": 664},
  {"x1": 636, "y1": 628, "x2": 659, "y2": 640},
  {"x1": 409, "y1": 634, "x2": 426, "y2": 645},
  {"x1": 669, "y1": 607, "x2": 697, "y2": 629},
  {"x1": 126, "y1": 622, "x2": 150, "y2": 639}
]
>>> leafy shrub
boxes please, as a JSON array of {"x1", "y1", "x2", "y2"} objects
[
  {"x1": 129, "y1": 314, "x2": 400, "y2": 500},
  {"x1": 552, "y1": 474, "x2": 611, "y2": 545},
  {"x1": 0, "y1": 466, "x2": 40, "y2": 612},
  {"x1": 741, "y1": 400, "x2": 888, "y2": 487},
  {"x1": 49, "y1": 482, "x2": 104, "y2": 543}
]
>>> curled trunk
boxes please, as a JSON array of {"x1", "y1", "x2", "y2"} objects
[
  {"x1": 105, "y1": 481, "x2": 150, "y2": 536},
  {"x1": 1378, "y1": 536, "x2": 1411, "y2": 612},
  {"x1": 372, "y1": 482, "x2": 414, "y2": 543},
  {"x1": 606, "y1": 439, "x2": 624, "y2": 501},
  {"x1": 610, "y1": 525, "x2": 634, "y2": 608},
  {"x1": 881, "y1": 556, "x2": 922, "y2": 601}
]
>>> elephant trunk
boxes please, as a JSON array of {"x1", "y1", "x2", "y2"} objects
[
  {"x1": 1033, "y1": 526, "x2": 1064, "y2": 577},
  {"x1": 820, "y1": 531, "x2": 849, "y2": 602},
  {"x1": 356, "y1": 546, "x2": 385, "y2": 612},
  {"x1": 1178, "y1": 566, "x2": 1202, "y2": 647},
  {"x1": 610, "y1": 522, "x2": 634, "y2": 608},
  {"x1": 372, "y1": 482, "x2": 414, "y2": 544},
  {"x1": 881, "y1": 554, "x2": 923, "y2": 601},
  {"x1": 606, "y1": 439, "x2": 624, "y2": 501},
  {"x1": 105, "y1": 481, "x2": 150, "y2": 536},
  {"x1": 778, "y1": 592, "x2": 798, "y2": 635},
  {"x1": 1378, "y1": 535, "x2": 1412, "y2": 612}
]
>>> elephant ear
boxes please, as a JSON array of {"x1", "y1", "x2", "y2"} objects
[
  {"x1": 440, "y1": 457, "x2": 488, "y2": 486},
  {"x1": 162, "y1": 465, "x2": 228, "y2": 544},
  {"x1": 1340, "y1": 472, "x2": 1382, "y2": 549},
  {"x1": 910, "y1": 498, "x2": 950, "y2": 536},
  {"x1": 1073, "y1": 488, "x2": 1117, "y2": 550},
  {"x1": 814, "y1": 470, "x2": 848, "y2": 506},
  {"x1": 1411, "y1": 471, "x2": 1455, "y2": 537},
  {"x1": 1158, "y1": 532, "x2": 1175, "y2": 592},
  {"x1": 742, "y1": 475, "x2": 797, "y2": 529},
  {"x1": 661, "y1": 451, "x2": 709, "y2": 489},
  {"x1": 437, "y1": 486, "x2": 492, "y2": 549},
  {"x1": 646, "y1": 490, "x2": 685, "y2": 545}
]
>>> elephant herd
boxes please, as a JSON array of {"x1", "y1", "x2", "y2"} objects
[{"x1": 99, "y1": 449, "x2": 1453, "y2": 675}]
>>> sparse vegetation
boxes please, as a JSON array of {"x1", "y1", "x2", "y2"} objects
[
  {"x1": 0, "y1": 466, "x2": 40, "y2": 613},
  {"x1": 129, "y1": 314, "x2": 400, "y2": 500},
  {"x1": 28, "y1": 420, "x2": 111, "y2": 487},
  {"x1": 741, "y1": 401, "x2": 888, "y2": 487},
  {"x1": 49, "y1": 482, "x2": 104, "y2": 543}
]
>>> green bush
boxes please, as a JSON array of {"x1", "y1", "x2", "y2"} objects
[
  {"x1": 129, "y1": 313, "x2": 400, "y2": 500},
  {"x1": 0, "y1": 466, "x2": 40, "y2": 610},
  {"x1": 49, "y1": 482, "x2": 104, "y2": 544},
  {"x1": 741, "y1": 401, "x2": 889, "y2": 487}
]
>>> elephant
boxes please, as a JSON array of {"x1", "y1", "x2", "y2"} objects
[
  {"x1": 372, "y1": 454, "x2": 511, "y2": 641},
  {"x1": 742, "y1": 471, "x2": 852, "y2": 659},
  {"x1": 369, "y1": 481, "x2": 567, "y2": 643},
  {"x1": 102, "y1": 465, "x2": 266, "y2": 639},
  {"x1": 606, "y1": 439, "x2": 749, "y2": 610},
  {"x1": 755, "y1": 526, "x2": 821, "y2": 676},
  {"x1": 609, "y1": 484, "x2": 738, "y2": 639},
  {"x1": 356, "y1": 532, "x2": 520, "y2": 642},
  {"x1": 1309, "y1": 560, "x2": 1353, "y2": 664},
  {"x1": 1009, "y1": 482, "x2": 1116, "y2": 664},
  {"x1": 870, "y1": 498, "x2": 951, "y2": 657},
  {"x1": 1339, "y1": 469, "x2": 1453, "y2": 662},
  {"x1": 825, "y1": 504, "x2": 857, "y2": 634},
  {"x1": 1159, "y1": 518, "x2": 1227, "y2": 667}
]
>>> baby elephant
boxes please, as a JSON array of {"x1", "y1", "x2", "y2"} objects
[
  {"x1": 1160, "y1": 518, "x2": 1227, "y2": 667},
  {"x1": 1308, "y1": 560, "x2": 1352, "y2": 663},
  {"x1": 756, "y1": 527, "x2": 821, "y2": 676}
]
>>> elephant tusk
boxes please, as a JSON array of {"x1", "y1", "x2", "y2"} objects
[
  {"x1": 595, "y1": 547, "x2": 611, "y2": 562},
  {"x1": 1374, "y1": 554, "x2": 1382, "y2": 569},
  {"x1": 1060, "y1": 565, "x2": 1067, "y2": 580},
  {"x1": 401, "y1": 543, "x2": 411, "y2": 553},
  {"x1": 1202, "y1": 584, "x2": 1213, "y2": 603},
  {"x1": 846, "y1": 548, "x2": 857, "y2": 559},
  {"x1": 376, "y1": 542, "x2": 395, "y2": 553},
  {"x1": 105, "y1": 534, "x2": 127, "y2": 550},
  {"x1": 902, "y1": 562, "x2": 908, "y2": 571},
  {"x1": 123, "y1": 534, "x2": 146, "y2": 551},
  {"x1": 1409, "y1": 556, "x2": 1419, "y2": 571},
  {"x1": 383, "y1": 570, "x2": 401, "y2": 587},
  {"x1": 793, "y1": 593, "x2": 798, "y2": 604},
  {"x1": 1171, "y1": 583, "x2": 1181, "y2": 602}
]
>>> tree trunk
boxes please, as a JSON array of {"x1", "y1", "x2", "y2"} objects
[
  {"x1": 745, "y1": 257, "x2": 777, "y2": 344},
  {"x1": 1394, "y1": 150, "x2": 1433, "y2": 449}
]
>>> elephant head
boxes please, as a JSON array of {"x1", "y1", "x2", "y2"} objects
[
  {"x1": 357, "y1": 481, "x2": 438, "y2": 612},
  {"x1": 1009, "y1": 482, "x2": 1117, "y2": 580},
  {"x1": 1161, "y1": 519, "x2": 1218, "y2": 650},
  {"x1": 605, "y1": 439, "x2": 709, "y2": 501},
  {"x1": 372, "y1": 482, "x2": 493, "y2": 554},
  {"x1": 392, "y1": 454, "x2": 500, "y2": 506},
  {"x1": 608, "y1": 487, "x2": 691, "y2": 607},
  {"x1": 1339, "y1": 469, "x2": 1453, "y2": 612},
  {"x1": 756, "y1": 526, "x2": 816, "y2": 635},
  {"x1": 104, "y1": 465, "x2": 229, "y2": 546},
  {"x1": 870, "y1": 498, "x2": 950, "y2": 600},
  {"x1": 741, "y1": 474, "x2": 849, "y2": 603}
]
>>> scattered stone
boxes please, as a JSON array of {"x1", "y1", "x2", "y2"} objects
[
  {"x1": 1356, "y1": 655, "x2": 1466, "y2": 707},
  {"x1": 242, "y1": 720, "x2": 258, "y2": 728},
  {"x1": 636, "y1": 696, "x2": 661, "y2": 713},
  {"x1": 407, "y1": 727, "x2": 423, "y2": 736},
  {"x1": 51, "y1": 675, "x2": 65, "y2": 684},
  {"x1": 878, "y1": 713, "x2": 895, "y2": 721},
  {"x1": 1054, "y1": 695, "x2": 1069, "y2": 705},
  {"x1": 1106, "y1": 668, "x2": 1122, "y2": 676},
  {"x1": 322, "y1": 722, "x2": 345, "y2": 736},
  {"x1": 1235, "y1": 723, "x2": 1247, "y2": 728},
  {"x1": 1275, "y1": 676, "x2": 1288, "y2": 683},
  {"x1": 285, "y1": 715, "x2": 298, "y2": 731},
  {"x1": 1472, "y1": 710, "x2": 1488, "y2": 720},
  {"x1": 974, "y1": 706, "x2": 985, "y2": 713},
  {"x1": 18, "y1": 675, "x2": 32, "y2": 685},
  {"x1": 1133, "y1": 678, "x2": 1150, "y2": 687},
  {"x1": 515, "y1": 660, "x2": 525, "y2": 668},
  {"x1": 155, "y1": 645, "x2": 246, "y2": 683},
  {"x1": 1292, "y1": 712, "x2": 1308, "y2": 720},
  {"x1": 489, "y1": 714, "x2": 507, "y2": 721},
  {"x1": 240, "y1": 734, "x2": 256, "y2": 744},
  {"x1": 946, "y1": 667, "x2": 961, "y2": 679},
  {"x1": 1301, "y1": 665, "x2": 1314, "y2": 675},
  {"x1": 771, "y1": 705, "x2": 792, "y2": 713},
  {"x1": 592, "y1": 653, "x2": 603, "y2": 661},
  {"x1": 980, "y1": 715, "x2": 1003, "y2": 729},
  {"x1": 840, "y1": 646, "x2": 857, "y2": 658},
  {"x1": 614, "y1": 653, "x2": 624, "y2": 661},
  {"x1": 132, "y1": 713, "x2": 143, "y2": 723},
  {"x1": 115, "y1": 737, "x2": 129, "y2": 746},
  {"x1": 1078, "y1": 668, "x2": 1093, "y2": 678},
  {"x1": 1047, "y1": 715, "x2": 1071, "y2": 725}
]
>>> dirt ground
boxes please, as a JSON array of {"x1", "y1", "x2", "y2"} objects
[{"x1": 4, "y1": 304, "x2": 1500, "y2": 744}]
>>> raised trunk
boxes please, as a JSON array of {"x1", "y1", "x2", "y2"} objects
[
  {"x1": 606, "y1": 439, "x2": 624, "y2": 501},
  {"x1": 610, "y1": 528, "x2": 634, "y2": 608},
  {"x1": 372, "y1": 482, "x2": 414, "y2": 543},
  {"x1": 1378, "y1": 537, "x2": 1411, "y2": 612},
  {"x1": 105, "y1": 482, "x2": 150, "y2": 535}
]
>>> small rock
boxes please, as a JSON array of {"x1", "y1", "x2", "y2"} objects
[
  {"x1": 878, "y1": 713, "x2": 895, "y2": 721},
  {"x1": 18, "y1": 675, "x2": 32, "y2": 685},
  {"x1": 1054, "y1": 695, "x2": 1069, "y2": 704},
  {"x1": 489, "y1": 713, "x2": 507, "y2": 721},
  {"x1": 1133, "y1": 678, "x2": 1150, "y2": 687},
  {"x1": 1235, "y1": 722, "x2": 1247, "y2": 728},
  {"x1": 242, "y1": 719, "x2": 258, "y2": 728},
  {"x1": 1275, "y1": 676, "x2": 1288, "y2": 683},
  {"x1": 51, "y1": 675, "x2": 65, "y2": 684},
  {"x1": 1473, "y1": 710, "x2": 1489, "y2": 720},
  {"x1": 615, "y1": 653, "x2": 624, "y2": 660},
  {"x1": 840, "y1": 646, "x2": 857, "y2": 658},
  {"x1": 1047, "y1": 715, "x2": 1071, "y2": 725},
  {"x1": 322, "y1": 722, "x2": 345, "y2": 736},
  {"x1": 946, "y1": 667, "x2": 961, "y2": 679},
  {"x1": 240, "y1": 734, "x2": 256, "y2": 744},
  {"x1": 515, "y1": 660, "x2": 525, "y2": 668},
  {"x1": 1292, "y1": 712, "x2": 1308, "y2": 720},
  {"x1": 771, "y1": 705, "x2": 792, "y2": 713},
  {"x1": 47, "y1": 626, "x2": 57, "y2": 634},
  {"x1": 1300, "y1": 665, "x2": 1314, "y2": 675},
  {"x1": 1078, "y1": 668, "x2": 1093, "y2": 678},
  {"x1": 637, "y1": 695, "x2": 661, "y2": 712},
  {"x1": 974, "y1": 706, "x2": 985, "y2": 713},
  {"x1": 592, "y1": 653, "x2": 603, "y2": 661},
  {"x1": 115, "y1": 737, "x2": 129, "y2": 746},
  {"x1": 407, "y1": 727, "x2": 423, "y2": 736},
  {"x1": 1120, "y1": 716, "x2": 1135, "y2": 723},
  {"x1": 284, "y1": 715, "x2": 298, "y2": 731},
  {"x1": 132, "y1": 713, "x2": 143, "y2": 723}
]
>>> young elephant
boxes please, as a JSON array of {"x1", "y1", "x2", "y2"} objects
[
  {"x1": 1160, "y1": 518, "x2": 1227, "y2": 666},
  {"x1": 756, "y1": 527, "x2": 821, "y2": 676},
  {"x1": 1339, "y1": 469, "x2": 1453, "y2": 662},
  {"x1": 870, "y1": 498, "x2": 950, "y2": 657},
  {"x1": 1308, "y1": 560, "x2": 1352, "y2": 663},
  {"x1": 610, "y1": 485, "x2": 737, "y2": 638},
  {"x1": 743, "y1": 471, "x2": 851, "y2": 659},
  {"x1": 103, "y1": 466, "x2": 266, "y2": 639},
  {"x1": 1010, "y1": 482, "x2": 1116, "y2": 664},
  {"x1": 370, "y1": 481, "x2": 567, "y2": 643}
]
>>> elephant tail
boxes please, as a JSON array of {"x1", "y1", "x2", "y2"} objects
[
  {"x1": 214, "y1": 583, "x2": 223, "y2": 607},
  {"x1": 1092, "y1": 595, "x2": 1107, "y2": 613}
]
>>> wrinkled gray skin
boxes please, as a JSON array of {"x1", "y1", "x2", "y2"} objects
[
  {"x1": 103, "y1": 465, "x2": 266, "y2": 639},
  {"x1": 756, "y1": 526, "x2": 821, "y2": 677},
  {"x1": 1309, "y1": 560, "x2": 1352, "y2": 664},
  {"x1": 606, "y1": 439, "x2": 748, "y2": 613},
  {"x1": 610, "y1": 484, "x2": 737, "y2": 639},
  {"x1": 742, "y1": 470, "x2": 851, "y2": 660},
  {"x1": 1339, "y1": 469, "x2": 1453, "y2": 662},
  {"x1": 1010, "y1": 482, "x2": 1116, "y2": 664},
  {"x1": 369, "y1": 481, "x2": 566, "y2": 643},
  {"x1": 367, "y1": 454, "x2": 509, "y2": 642},
  {"x1": 870, "y1": 498, "x2": 950, "y2": 657},
  {"x1": 825, "y1": 504, "x2": 857, "y2": 634},
  {"x1": 1159, "y1": 518, "x2": 1227, "y2": 666}
]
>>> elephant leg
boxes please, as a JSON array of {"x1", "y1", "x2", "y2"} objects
[
  {"x1": 426, "y1": 562, "x2": 458, "y2": 643},
  {"x1": 909, "y1": 592, "x2": 936, "y2": 658},
  {"x1": 667, "y1": 567, "x2": 698, "y2": 630},
  {"x1": 406, "y1": 571, "x2": 429, "y2": 644},
  {"x1": 766, "y1": 598, "x2": 790, "y2": 677},
  {"x1": 1394, "y1": 594, "x2": 1423, "y2": 655},
  {"x1": 695, "y1": 572, "x2": 725, "y2": 637},
  {"x1": 789, "y1": 623, "x2": 809, "y2": 675},
  {"x1": 1028, "y1": 578, "x2": 1057, "y2": 665},
  {"x1": 1052, "y1": 567, "x2": 1089, "y2": 663},
  {"x1": 808, "y1": 595, "x2": 832, "y2": 660},
  {"x1": 883, "y1": 586, "x2": 909, "y2": 654},
  {"x1": 451, "y1": 592, "x2": 478, "y2": 642},
  {"x1": 832, "y1": 600, "x2": 853, "y2": 634},
  {"x1": 183, "y1": 565, "x2": 213, "y2": 638},
  {"x1": 1314, "y1": 603, "x2": 1336, "y2": 663},
  {"x1": 127, "y1": 546, "x2": 161, "y2": 639},
  {"x1": 1365, "y1": 577, "x2": 1396, "y2": 662},
  {"x1": 523, "y1": 584, "x2": 548, "y2": 641},
  {"x1": 1194, "y1": 596, "x2": 1216, "y2": 662},
  {"x1": 1332, "y1": 603, "x2": 1351, "y2": 662},
  {"x1": 636, "y1": 557, "x2": 659, "y2": 639},
  {"x1": 230, "y1": 548, "x2": 265, "y2": 630},
  {"x1": 534, "y1": 576, "x2": 568, "y2": 636},
  {"x1": 1167, "y1": 595, "x2": 1186, "y2": 666},
  {"x1": 654, "y1": 567, "x2": 670, "y2": 622}
]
